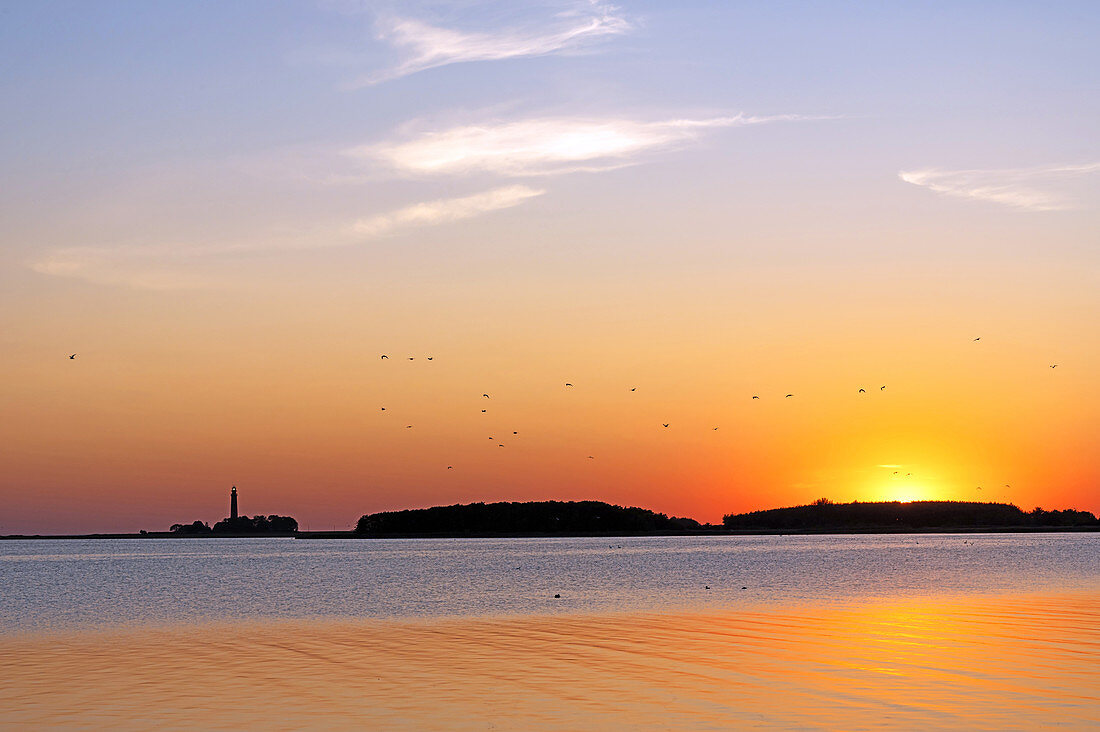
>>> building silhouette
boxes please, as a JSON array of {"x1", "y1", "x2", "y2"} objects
[{"x1": 230, "y1": 486, "x2": 238, "y2": 520}]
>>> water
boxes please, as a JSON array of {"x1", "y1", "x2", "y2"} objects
[
  {"x1": 1, "y1": 533, "x2": 1096, "y2": 629},
  {"x1": 1, "y1": 534, "x2": 1098, "y2": 729}
]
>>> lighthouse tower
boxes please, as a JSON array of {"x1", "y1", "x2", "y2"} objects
[{"x1": 230, "y1": 486, "x2": 238, "y2": 520}]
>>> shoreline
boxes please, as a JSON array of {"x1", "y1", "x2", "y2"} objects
[{"x1": 2, "y1": 525, "x2": 1097, "y2": 540}]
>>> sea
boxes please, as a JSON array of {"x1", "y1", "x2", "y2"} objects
[{"x1": 1, "y1": 533, "x2": 1097, "y2": 729}]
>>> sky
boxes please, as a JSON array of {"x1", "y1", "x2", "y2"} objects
[{"x1": 1, "y1": 1, "x2": 1098, "y2": 533}]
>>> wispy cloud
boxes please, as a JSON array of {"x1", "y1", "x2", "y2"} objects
[
  {"x1": 350, "y1": 184, "x2": 543, "y2": 236},
  {"x1": 356, "y1": 3, "x2": 630, "y2": 86},
  {"x1": 899, "y1": 162, "x2": 1100, "y2": 211},
  {"x1": 30, "y1": 185, "x2": 543, "y2": 289},
  {"x1": 352, "y1": 113, "x2": 825, "y2": 177}
]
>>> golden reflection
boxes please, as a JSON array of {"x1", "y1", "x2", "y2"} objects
[{"x1": 1, "y1": 593, "x2": 1097, "y2": 730}]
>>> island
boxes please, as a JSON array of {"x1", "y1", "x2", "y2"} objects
[
  {"x1": 721, "y1": 498, "x2": 1099, "y2": 532},
  {"x1": 354, "y1": 500, "x2": 701, "y2": 537}
]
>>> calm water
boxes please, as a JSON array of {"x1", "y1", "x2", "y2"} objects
[
  {"x1": 1, "y1": 533, "x2": 1097, "y2": 629},
  {"x1": 2, "y1": 534, "x2": 1098, "y2": 729}
]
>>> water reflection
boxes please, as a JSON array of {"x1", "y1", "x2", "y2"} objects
[{"x1": 2, "y1": 593, "x2": 1096, "y2": 730}]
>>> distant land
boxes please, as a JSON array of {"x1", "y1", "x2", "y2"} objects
[{"x1": 1, "y1": 500, "x2": 1096, "y2": 539}]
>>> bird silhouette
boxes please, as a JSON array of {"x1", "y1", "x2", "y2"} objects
[
  {"x1": 752, "y1": 395, "x2": 759, "y2": 399},
  {"x1": 1050, "y1": 364, "x2": 1057, "y2": 368},
  {"x1": 427, "y1": 357, "x2": 433, "y2": 361},
  {"x1": 483, "y1": 394, "x2": 490, "y2": 399},
  {"x1": 380, "y1": 355, "x2": 388, "y2": 359},
  {"x1": 405, "y1": 425, "x2": 413, "y2": 429},
  {"x1": 587, "y1": 456, "x2": 595, "y2": 459},
  {"x1": 447, "y1": 466, "x2": 453, "y2": 469},
  {"x1": 481, "y1": 409, "x2": 487, "y2": 413},
  {"x1": 880, "y1": 386, "x2": 886, "y2": 390},
  {"x1": 631, "y1": 387, "x2": 636, "y2": 392},
  {"x1": 69, "y1": 354, "x2": 76, "y2": 359},
  {"x1": 973, "y1": 337, "x2": 980, "y2": 341},
  {"x1": 408, "y1": 357, "x2": 414, "y2": 360},
  {"x1": 662, "y1": 423, "x2": 669, "y2": 428},
  {"x1": 858, "y1": 388, "x2": 866, "y2": 393},
  {"x1": 565, "y1": 383, "x2": 573, "y2": 387},
  {"x1": 381, "y1": 407, "x2": 386, "y2": 411},
  {"x1": 785, "y1": 394, "x2": 793, "y2": 398},
  {"x1": 513, "y1": 431, "x2": 518, "y2": 435}
]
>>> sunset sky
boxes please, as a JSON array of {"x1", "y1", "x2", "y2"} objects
[{"x1": 2, "y1": 1, "x2": 1097, "y2": 533}]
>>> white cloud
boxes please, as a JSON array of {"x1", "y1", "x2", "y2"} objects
[
  {"x1": 899, "y1": 162, "x2": 1100, "y2": 211},
  {"x1": 30, "y1": 185, "x2": 543, "y2": 289},
  {"x1": 350, "y1": 184, "x2": 544, "y2": 236},
  {"x1": 353, "y1": 113, "x2": 822, "y2": 177},
  {"x1": 356, "y1": 4, "x2": 630, "y2": 86}
]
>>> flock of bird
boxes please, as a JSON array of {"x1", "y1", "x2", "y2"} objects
[{"x1": 65, "y1": 338, "x2": 1060, "y2": 490}]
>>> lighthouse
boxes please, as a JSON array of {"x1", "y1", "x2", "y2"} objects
[{"x1": 230, "y1": 486, "x2": 238, "y2": 520}]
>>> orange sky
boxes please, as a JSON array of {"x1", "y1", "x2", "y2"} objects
[{"x1": 1, "y1": 2, "x2": 1097, "y2": 532}]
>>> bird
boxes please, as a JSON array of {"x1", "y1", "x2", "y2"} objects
[
  {"x1": 704, "y1": 585, "x2": 710, "y2": 590},
  {"x1": 498, "y1": 444, "x2": 504, "y2": 448},
  {"x1": 752, "y1": 395, "x2": 759, "y2": 399},
  {"x1": 1050, "y1": 364, "x2": 1057, "y2": 368},
  {"x1": 381, "y1": 407, "x2": 386, "y2": 411},
  {"x1": 481, "y1": 409, "x2": 487, "y2": 413},
  {"x1": 483, "y1": 394, "x2": 490, "y2": 399},
  {"x1": 408, "y1": 357, "x2": 414, "y2": 360},
  {"x1": 662, "y1": 423, "x2": 669, "y2": 428},
  {"x1": 587, "y1": 456, "x2": 595, "y2": 459},
  {"x1": 553, "y1": 594, "x2": 561, "y2": 599},
  {"x1": 858, "y1": 388, "x2": 866, "y2": 393},
  {"x1": 713, "y1": 427, "x2": 719, "y2": 430},
  {"x1": 405, "y1": 425, "x2": 413, "y2": 429},
  {"x1": 488, "y1": 437, "x2": 493, "y2": 440},
  {"x1": 447, "y1": 466, "x2": 453, "y2": 469},
  {"x1": 565, "y1": 383, "x2": 573, "y2": 387},
  {"x1": 427, "y1": 357, "x2": 433, "y2": 361},
  {"x1": 976, "y1": 486, "x2": 982, "y2": 491},
  {"x1": 893, "y1": 471, "x2": 899, "y2": 475},
  {"x1": 68, "y1": 354, "x2": 76, "y2": 359},
  {"x1": 513, "y1": 431, "x2": 518, "y2": 435},
  {"x1": 631, "y1": 387, "x2": 636, "y2": 392},
  {"x1": 380, "y1": 355, "x2": 388, "y2": 359},
  {"x1": 880, "y1": 386, "x2": 886, "y2": 391},
  {"x1": 785, "y1": 394, "x2": 793, "y2": 398},
  {"x1": 973, "y1": 337, "x2": 980, "y2": 341}
]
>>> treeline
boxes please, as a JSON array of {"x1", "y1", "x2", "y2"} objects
[
  {"x1": 722, "y1": 499, "x2": 1099, "y2": 531},
  {"x1": 169, "y1": 515, "x2": 299, "y2": 534},
  {"x1": 356, "y1": 500, "x2": 700, "y2": 536}
]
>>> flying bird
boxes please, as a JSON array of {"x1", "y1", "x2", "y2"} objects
[
  {"x1": 447, "y1": 466, "x2": 453, "y2": 469},
  {"x1": 662, "y1": 423, "x2": 669, "y2": 428},
  {"x1": 1050, "y1": 364, "x2": 1057, "y2": 368},
  {"x1": 565, "y1": 383, "x2": 573, "y2": 387},
  {"x1": 587, "y1": 456, "x2": 595, "y2": 459},
  {"x1": 483, "y1": 394, "x2": 490, "y2": 399},
  {"x1": 427, "y1": 357, "x2": 433, "y2": 361},
  {"x1": 69, "y1": 354, "x2": 76, "y2": 359},
  {"x1": 380, "y1": 355, "x2": 388, "y2": 359},
  {"x1": 380, "y1": 407, "x2": 386, "y2": 411},
  {"x1": 405, "y1": 425, "x2": 413, "y2": 429},
  {"x1": 858, "y1": 388, "x2": 866, "y2": 393},
  {"x1": 713, "y1": 427, "x2": 719, "y2": 431},
  {"x1": 631, "y1": 387, "x2": 636, "y2": 392},
  {"x1": 785, "y1": 394, "x2": 793, "y2": 398},
  {"x1": 973, "y1": 337, "x2": 980, "y2": 341},
  {"x1": 408, "y1": 357, "x2": 414, "y2": 360},
  {"x1": 880, "y1": 386, "x2": 886, "y2": 390},
  {"x1": 513, "y1": 431, "x2": 518, "y2": 435},
  {"x1": 481, "y1": 409, "x2": 487, "y2": 413},
  {"x1": 752, "y1": 395, "x2": 759, "y2": 399}
]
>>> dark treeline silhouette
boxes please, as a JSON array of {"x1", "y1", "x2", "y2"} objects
[
  {"x1": 356, "y1": 500, "x2": 700, "y2": 536},
  {"x1": 722, "y1": 499, "x2": 1099, "y2": 531},
  {"x1": 169, "y1": 515, "x2": 298, "y2": 535}
]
